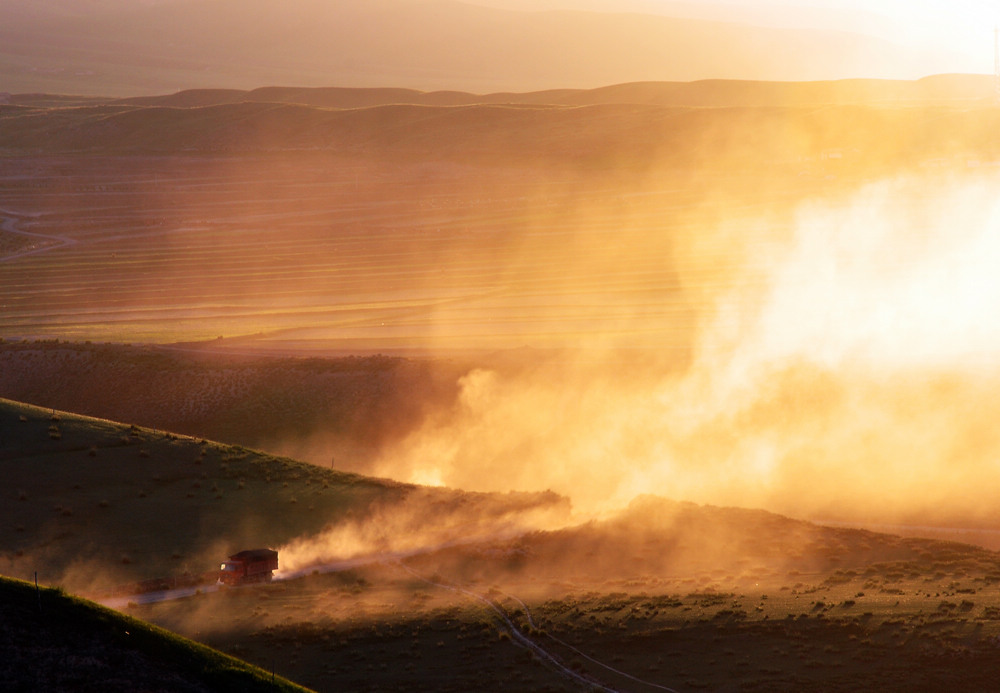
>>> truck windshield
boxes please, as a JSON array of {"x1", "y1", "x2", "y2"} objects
[{"x1": 221, "y1": 563, "x2": 239, "y2": 571}]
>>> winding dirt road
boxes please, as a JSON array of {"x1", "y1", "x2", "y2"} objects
[
  {"x1": 98, "y1": 539, "x2": 681, "y2": 692},
  {"x1": 0, "y1": 209, "x2": 78, "y2": 262}
]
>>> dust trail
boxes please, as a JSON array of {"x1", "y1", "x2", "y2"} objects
[
  {"x1": 369, "y1": 171, "x2": 1000, "y2": 526},
  {"x1": 276, "y1": 488, "x2": 570, "y2": 575}
]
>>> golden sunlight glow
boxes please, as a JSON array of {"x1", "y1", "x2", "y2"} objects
[
  {"x1": 483, "y1": 0, "x2": 1000, "y2": 76},
  {"x1": 370, "y1": 172, "x2": 1000, "y2": 525}
]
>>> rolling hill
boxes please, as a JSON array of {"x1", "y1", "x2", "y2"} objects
[
  {"x1": 105, "y1": 76, "x2": 996, "y2": 110},
  {"x1": 4, "y1": 93, "x2": 1000, "y2": 167},
  {"x1": 4, "y1": 89, "x2": 1000, "y2": 358},
  {"x1": 0, "y1": 397, "x2": 568, "y2": 595},
  {"x1": 0, "y1": 342, "x2": 462, "y2": 473},
  {"x1": 7, "y1": 393, "x2": 1000, "y2": 690},
  {"x1": 0, "y1": 575, "x2": 308, "y2": 692}
]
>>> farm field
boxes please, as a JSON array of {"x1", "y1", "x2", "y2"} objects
[
  {"x1": 0, "y1": 152, "x2": 728, "y2": 352},
  {"x1": 5, "y1": 88, "x2": 1000, "y2": 364},
  {"x1": 8, "y1": 92, "x2": 993, "y2": 355}
]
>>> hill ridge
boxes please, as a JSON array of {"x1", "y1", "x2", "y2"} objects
[{"x1": 94, "y1": 75, "x2": 998, "y2": 110}]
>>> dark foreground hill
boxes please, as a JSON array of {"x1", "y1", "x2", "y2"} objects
[{"x1": 0, "y1": 575, "x2": 309, "y2": 693}]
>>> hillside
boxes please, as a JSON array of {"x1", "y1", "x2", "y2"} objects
[
  {"x1": 0, "y1": 341, "x2": 463, "y2": 472},
  {"x1": 4, "y1": 97, "x2": 1000, "y2": 359},
  {"x1": 4, "y1": 98, "x2": 1000, "y2": 166},
  {"x1": 7, "y1": 395, "x2": 1000, "y2": 690},
  {"x1": 137, "y1": 496, "x2": 1000, "y2": 692},
  {"x1": 0, "y1": 575, "x2": 309, "y2": 692},
  {"x1": 0, "y1": 397, "x2": 568, "y2": 595},
  {"x1": 105, "y1": 76, "x2": 996, "y2": 110}
]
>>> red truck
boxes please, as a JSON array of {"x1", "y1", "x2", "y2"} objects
[{"x1": 218, "y1": 549, "x2": 278, "y2": 586}]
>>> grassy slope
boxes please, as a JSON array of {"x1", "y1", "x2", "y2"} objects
[
  {"x1": 0, "y1": 397, "x2": 564, "y2": 594},
  {"x1": 0, "y1": 342, "x2": 461, "y2": 472},
  {"x1": 0, "y1": 574, "x2": 309, "y2": 693},
  {"x1": 137, "y1": 497, "x2": 1000, "y2": 692},
  {"x1": 6, "y1": 397, "x2": 1000, "y2": 690},
  {"x1": 0, "y1": 396, "x2": 402, "y2": 589}
]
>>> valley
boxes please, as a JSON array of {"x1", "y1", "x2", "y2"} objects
[{"x1": 6, "y1": 77, "x2": 1000, "y2": 691}]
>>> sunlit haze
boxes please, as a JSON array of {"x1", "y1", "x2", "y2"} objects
[
  {"x1": 2, "y1": 0, "x2": 999, "y2": 94},
  {"x1": 470, "y1": 0, "x2": 999, "y2": 76},
  {"x1": 9, "y1": 1, "x2": 1000, "y2": 689}
]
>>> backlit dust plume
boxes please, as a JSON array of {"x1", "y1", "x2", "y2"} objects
[{"x1": 370, "y1": 172, "x2": 1000, "y2": 528}]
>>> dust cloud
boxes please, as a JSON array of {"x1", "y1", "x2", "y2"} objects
[
  {"x1": 368, "y1": 171, "x2": 1000, "y2": 527},
  {"x1": 276, "y1": 488, "x2": 571, "y2": 575}
]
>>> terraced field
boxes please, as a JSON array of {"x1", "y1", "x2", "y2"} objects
[{"x1": 0, "y1": 153, "x2": 797, "y2": 354}]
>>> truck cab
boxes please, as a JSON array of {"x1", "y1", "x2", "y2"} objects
[{"x1": 218, "y1": 549, "x2": 278, "y2": 586}]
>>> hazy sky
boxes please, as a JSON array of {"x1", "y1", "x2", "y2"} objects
[
  {"x1": 4, "y1": 0, "x2": 996, "y2": 94},
  {"x1": 474, "y1": 0, "x2": 999, "y2": 73}
]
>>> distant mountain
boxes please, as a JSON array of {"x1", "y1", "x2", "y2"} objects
[
  {"x1": 104, "y1": 76, "x2": 995, "y2": 110},
  {"x1": 0, "y1": 0, "x2": 959, "y2": 96}
]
